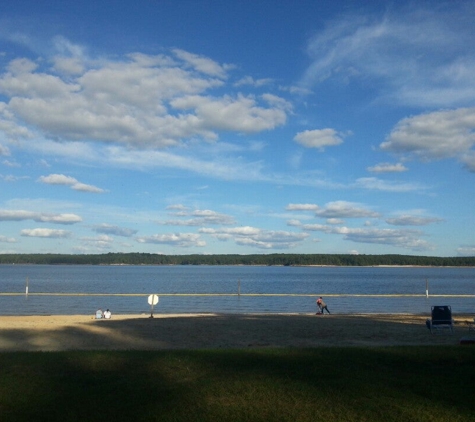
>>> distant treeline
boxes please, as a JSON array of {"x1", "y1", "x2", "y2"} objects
[{"x1": 0, "y1": 253, "x2": 474, "y2": 266}]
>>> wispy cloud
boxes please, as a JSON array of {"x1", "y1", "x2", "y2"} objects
[
  {"x1": 353, "y1": 177, "x2": 427, "y2": 193},
  {"x1": 0, "y1": 143, "x2": 10, "y2": 156},
  {"x1": 367, "y1": 162, "x2": 408, "y2": 173},
  {"x1": 1, "y1": 174, "x2": 29, "y2": 182},
  {"x1": 301, "y1": 5, "x2": 475, "y2": 107}
]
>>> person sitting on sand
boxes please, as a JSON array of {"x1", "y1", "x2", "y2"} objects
[
  {"x1": 95, "y1": 309, "x2": 103, "y2": 319},
  {"x1": 318, "y1": 297, "x2": 330, "y2": 314},
  {"x1": 103, "y1": 309, "x2": 112, "y2": 319}
]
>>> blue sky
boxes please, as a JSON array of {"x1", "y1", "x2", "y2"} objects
[{"x1": 0, "y1": 0, "x2": 474, "y2": 256}]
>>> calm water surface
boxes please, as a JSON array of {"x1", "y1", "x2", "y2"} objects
[{"x1": 0, "y1": 265, "x2": 474, "y2": 315}]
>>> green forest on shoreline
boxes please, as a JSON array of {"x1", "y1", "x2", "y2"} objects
[{"x1": 0, "y1": 253, "x2": 474, "y2": 266}]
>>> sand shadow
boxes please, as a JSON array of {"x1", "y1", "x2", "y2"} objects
[{"x1": 1, "y1": 313, "x2": 473, "y2": 351}]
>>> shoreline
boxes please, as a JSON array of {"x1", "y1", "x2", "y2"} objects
[
  {"x1": 2, "y1": 263, "x2": 475, "y2": 268},
  {"x1": 1, "y1": 313, "x2": 474, "y2": 352}
]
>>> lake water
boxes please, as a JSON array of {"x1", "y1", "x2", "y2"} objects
[{"x1": 0, "y1": 265, "x2": 474, "y2": 315}]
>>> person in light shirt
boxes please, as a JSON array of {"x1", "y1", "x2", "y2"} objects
[
  {"x1": 316, "y1": 297, "x2": 330, "y2": 314},
  {"x1": 103, "y1": 309, "x2": 112, "y2": 319}
]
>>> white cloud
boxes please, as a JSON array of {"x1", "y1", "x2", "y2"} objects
[
  {"x1": 294, "y1": 128, "x2": 343, "y2": 150},
  {"x1": 461, "y1": 152, "x2": 475, "y2": 172},
  {"x1": 341, "y1": 227, "x2": 434, "y2": 251},
  {"x1": 7, "y1": 58, "x2": 38, "y2": 74},
  {"x1": 162, "y1": 208, "x2": 235, "y2": 226},
  {"x1": 41, "y1": 213, "x2": 83, "y2": 224},
  {"x1": 80, "y1": 234, "x2": 114, "y2": 249},
  {"x1": 93, "y1": 224, "x2": 138, "y2": 237},
  {"x1": 315, "y1": 201, "x2": 379, "y2": 219},
  {"x1": 172, "y1": 49, "x2": 230, "y2": 78},
  {"x1": 53, "y1": 35, "x2": 86, "y2": 58},
  {"x1": 171, "y1": 93, "x2": 289, "y2": 133},
  {"x1": 234, "y1": 76, "x2": 273, "y2": 87},
  {"x1": 0, "y1": 48, "x2": 290, "y2": 150},
  {"x1": 0, "y1": 143, "x2": 10, "y2": 156},
  {"x1": 279, "y1": 85, "x2": 313, "y2": 95},
  {"x1": 286, "y1": 203, "x2": 320, "y2": 212},
  {"x1": 38, "y1": 173, "x2": 105, "y2": 193},
  {"x1": 367, "y1": 162, "x2": 408, "y2": 173},
  {"x1": 457, "y1": 246, "x2": 475, "y2": 256},
  {"x1": 354, "y1": 177, "x2": 426, "y2": 193},
  {"x1": 136, "y1": 232, "x2": 206, "y2": 247},
  {"x1": 0, "y1": 209, "x2": 82, "y2": 224},
  {"x1": 20, "y1": 228, "x2": 72, "y2": 238},
  {"x1": 1, "y1": 174, "x2": 28, "y2": 182},
  {"x1": 299, "y1": 223, "x2": 433, "y2": 251},
  {"x1": 1, "y1": 160, "x2": 20, "y2": 167},
  {"x1": 38, "y1": 174, "x2": 77, "y2": 185},
  {"x1": 71, "y1": 183, "x2": 105, "y2": 193},
  {"x1": 166, "y1": 204, "x2": 188, "y2": 211},
  {"x1": 386, "y1": 215, "x2": 443, "y2": 226},
  {"x1": 0, "y1": 235, "x2": 16, "y2": 243},
  {"x1": 381, "y1": 108, "x2": 475, "y2": 165},
  {"x1": 288, "y1": 202, "x2": 379, "y2": 221},
  {"x1": 200, "y1": 226, "x2": 309, "y2": 249},
  {"x1": 0, "y1": 68, "x2": 79, "y2": 98},
  {"x1": 52, "y1": 57, "x2": 85, "y2": 75},
  {"x1": 326, "y1": 218, "x2": 344, "y2": 225}
]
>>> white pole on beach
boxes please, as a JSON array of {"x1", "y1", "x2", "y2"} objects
[
  {"x1": 148, "y1": 294, "x2": 159, "y2": 318},
  {"x1": 426, "y1": 279, "x2": 429, "y2": 298},
  {"x1": 25, "y1": 277, "x2": 29, "y2": 296}
]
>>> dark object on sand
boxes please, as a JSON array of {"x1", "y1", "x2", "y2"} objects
[{"x1": 427, "y1": 305, "x2": 454, "y2": 334}]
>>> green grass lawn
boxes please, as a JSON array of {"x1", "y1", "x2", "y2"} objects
[{"x1": 1, "y1": 346, "x2": 474, "y2": 422}]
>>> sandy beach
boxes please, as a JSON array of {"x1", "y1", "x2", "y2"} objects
[{"x1": 1, "y1": 313, "x2": 474, "y2": 352}]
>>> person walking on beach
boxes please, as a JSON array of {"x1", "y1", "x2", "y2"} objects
[
  {"x1": 317, "y1": 297, "x2": 330, "y2": 314},
  {"x1": 316, "y1": 297, "x2": 323, "y2": 314}
]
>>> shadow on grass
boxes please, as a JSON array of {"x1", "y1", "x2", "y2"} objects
[{"x1": 1, "y1": 346, "x2": 475, "y2": 422}]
